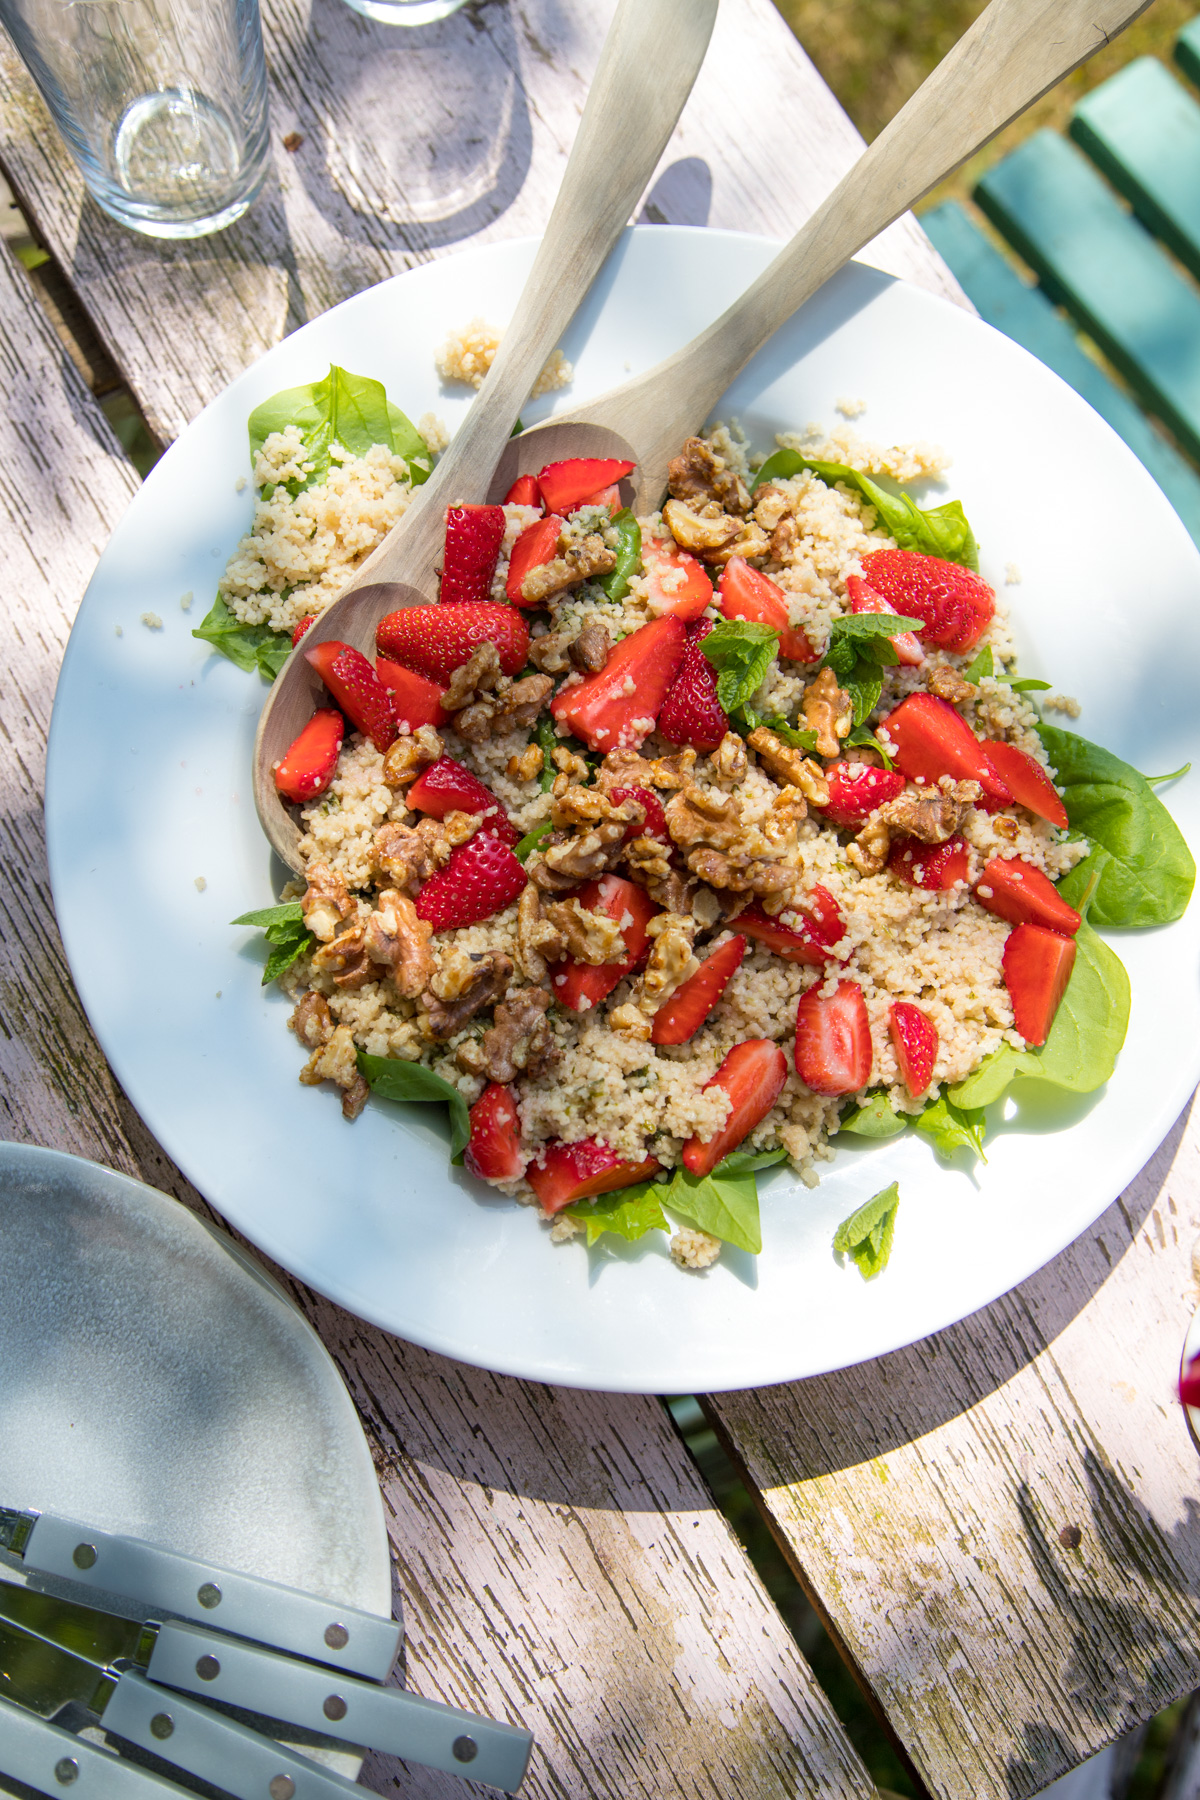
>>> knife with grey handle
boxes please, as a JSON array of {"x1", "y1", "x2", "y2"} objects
[
  {"x1": 0, "y1": 1508, "x2": 400, "y2": 1680},
  {"x1": 0, "y1": 1693, "x2": 194, "y2": 1800}
]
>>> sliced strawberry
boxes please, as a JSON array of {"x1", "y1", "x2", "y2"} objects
[
  {"x1": 577, "y1": 483, "x2": 621, "y2": 515},
  {"x1": 609, "y1": 785, "x2": 669, "y2": 841},
  {"x1": 658, "y1": 620, "x2": 728, "y2": 753},
  {"x1": 821, "y1": 760, "x2": 906, "y2": 827},
  {"x1": 888, "y1": 1001, "x2": 937, "y2": 1099},
  {"x1": 465, "y1": 1084, "x2": 525, "y2": 1181},
  {"x1": 642, "y1": 536, "x2": 713, "y2": 621},
  {"x1": 682, "y1": 1038, "x2": 788, "y2": 1177},
  {"x1": 304, "y1": 640, "x2": 397, "y2": 753},
  {"x1": 440, "y1": 504, "x2": 506, "y2": 606},
  {"x1": 1002, "y1": 922, "x2": 1076, "y2": 1046},
  {"x1": 975, "y1": 857, "x2": 1081, "y2": 935},
  {"x1": 377, "y1": 602, "x2": 529, "y2": 683},
  {"x1": 845, "y1": 573, "x2": 924, "y2": 665},
  {"x1": 888, "y1": 833, "x2": 970, "y2": 890},
  {"x1": 536, "y1": 457, "x2": 635, "y2": 513},
  {"x1": 407, "y1": 756, "x2": 518, "y2": 845},
  {"x1": 651, "y1": 935, "x2": 746, "y2": 1046},
  {"x1": 795, "y1": 980, "x2": 872, "y2": 1095},
  {"x1": 719, "y1": 557, "x2": 818, "y2": 663},
  {"x1": 1180, "y1": 1353, "x2": 1200, "y2": 1408},
  {"x1": 982, "y1": 740, "x2": 1069, "y2": 829},
  {"x1": 881, "y1": 693, "x2": 1012, "y2": 804},
  {"x1": 550, "y1": 615, "x2": 687, "y2": 753},
  {"x1": 413, "y1": 831, "x2": 525, "y2": 932},
  {"x1": 375, "y1": 657, "x2": 447, "y2": 729},
  {"x1": 273, "y1": 707, "x2": 344, "y2": 803},
  {"x1": 504, "y1": 473, "x2": 542, "y2": 509},
  {"x1": 292, "y1": 615, "x2": 315, "y2": 647},
  {"x1": 527, "y1": 1140, "x2": 660, "y2": 1214},
  {"x1": 860, "y1": 548, "x2": 995, "y2": 654},
  {"x1": 551, "y1": 875, "x2": 659, "y2": 1012},
  {"x1": 738, "y1": 886, "x2": 845, "y2": 965},
  {"x1": 506, "y1": 514, "x2": 564, "y2": 605}
]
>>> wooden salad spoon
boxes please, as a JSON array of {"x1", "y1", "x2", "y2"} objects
[{"x1": 254, "y1": 0, "x2": 719, "y2": 869}]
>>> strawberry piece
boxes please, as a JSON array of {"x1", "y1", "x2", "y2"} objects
[
  {"x1": 273, "y1": 707, "x2": 344, "y2": 803},
  {"x1": 795, "y1": 980, "x2": 872, "y2": 1096},
  {"x1": 506, "y1": 514, "x2": 564, "y2": 605},
  {"x1": 304, "y1": 640, "x2": 397, "y2": 753},
  {"x1": 536, "y1": 457, "x2": 635, "y2": 514},
  {"x1": 465, "y1": 1083, "x2": 525, "y2": 1181},
  {"x1": 719, "y1": 557, "x2": 818, "y2": 663},
  {"x1": 845, "y1": 573, "x2": 924, "y2": 666},
  {"x1": 888, "y1": 833, "x2": 970, "y2": 890},
  {"x1": 608, "y1": 785, "x2": 669, "y2": 840},
  {"x1": 881, "y1": 693, "x2": 1012, "y2": 804},
  {"x1": 1002, "y1": 922, "x2": 1076, "y2": 1046},
  {"x1": 577, "y1": 483, "x2": 621, "y2": 515},
  {"x1": 375, "y1": 656, "x2": 446, "y2": 729},
  {"x1": 975, "y1": 857, "x2": 1081, "y2": 935},
  {"x1": 377, "y1": 602, "x2": 529, "y2": 683},
  {"x1": 682, "y1": 1038, "x2": 788, "y2": 1177},
  {"x1": 550, "y1": 616, "x2": 687, "y2": 753},
  {"x1": 860, "y1": 548, "x2": 995, "y2": 653},
  {"x1": 551, "y1": 875, "x2": 659, "y2": 1012},
  {"x1": 413, "y1": 831, "x2": 525, "y2": 932},
  {"x1": 504, "y1": 473, "x2": 542, "y2": 509},
  {"x1": 659, "y1": 620, "x2": 728, "y2": 753},
  {"x1": 1180, "y1": 1353, "x2": 1200, "y2": 1409},
  {"x1": 407, "y1": 755, "x2": 517, "y2": 845},
  {"x1": 982, "y1": 740, "x2": 1069, "y2": 829},
  {"x1": 821, "y1": 760, "x2": 906, "y2": 827},
  {"x1": 651, "y1": 935, "x2": 746, "y2": 1046},
  {"x1": 440, "y1": 504, "x2": 506, "y2": 605},
  {"x1": 292, "y1": 615, "x2": 315, "y2": 647},
  {"x1": 642, "y1": 536, "x2": 713, "y2": 621},
  {"x1": 737, "y1": 886, "x2": 845, "y2": 965},
  {"x1": 888, "y1": 1001, "x2": 937, "y2": 1098},
  {"x1": 527, "y1": 1140, "x2": 660, "y2": 1214}
]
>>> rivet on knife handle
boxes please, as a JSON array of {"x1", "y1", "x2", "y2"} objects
[
  {"x1": 18, "y1": 1513, "x2": 400, "y2": 1681},
  {"x1": 147, "y1": 1621, "x2": 533, "y2": 1794},
  {"x1": 0, "y1": 1694, "x2": 191, "y2": 1800}
]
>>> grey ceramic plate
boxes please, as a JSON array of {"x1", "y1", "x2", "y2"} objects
[{"x1": 0, "y1": 1142, "x2": 392, "y2": 1774}]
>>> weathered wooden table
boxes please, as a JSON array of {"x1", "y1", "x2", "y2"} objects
[{"x1": 1, "y1": 4, "x2": 1199, "y2": 1796}]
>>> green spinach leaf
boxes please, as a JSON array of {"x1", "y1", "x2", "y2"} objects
[
  {"x1": 914, "y1": 1091, "x2": 988, "y2": 1162},
  {"x1": 1008, "y1": 678, "x2": 1052, "y2": 693},
  {"x1": 599, "y1": 509, "x2": 642, "y2": 603},
  {"x1": 193, "y1": 596, "x2": 292, "y2": 681},
  {"x1": 833, "y1": 1181, "x2": 900, "y2": 1279},
  {"x1": 664, "y1": 1161, "x2": 763, "y2": 1255},
  {"x1": 1039, "y1": 726, "x2": 1195, "y2": 928},
  {"x1": 751, "y1": 450, "x2": 979, "y2": 570},
  {"x1": 514, "y1": 819, "x2": 553, "y2": 863},
  {"x1": 844, "y1": 724, "x2": 895, "y2": 768},
  {"x1": 564, "y1": 1183, "x2": 669, "y2": 1246},
  {"x1": 699, "y1": 619, "x2": 780, "y2": 714},
  {"x1": 248, "y1": 365, "x2": 432, "y2": 493},
  {"x1": 838, "y1": 1093, "x2": 908, "y2": 1138},
  {"x1": 357, "y1": 1052, "x2": 470, "y2": 1164},
  {"x1": 964, "y1": 645, "x2": 993, "y2": 682},
  {"x1": 232, "y1": 900, "x2": 315, "y2": 985}
]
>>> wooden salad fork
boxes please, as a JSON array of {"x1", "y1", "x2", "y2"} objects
[{"x1": 254, "y1": 0, "x2": 719, "y2": 869}]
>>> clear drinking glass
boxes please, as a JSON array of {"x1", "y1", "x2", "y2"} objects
[
  {"x1": 340, "y1": 0, "x2": 466, "y2": 25},
  {"x1": 0, "y1": 0, "x2": 271, "y2": 239}
]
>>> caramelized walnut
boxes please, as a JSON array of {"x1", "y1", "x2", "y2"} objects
[
  {"x1": 516, "y1": 882, "x2": 567, "y2": 982},
  {"x1": 571, "y1": 621, "x2": 611, "y2": 672},
  {"x1": 456, "y1": 987, "x2": 556, "y2": 1083},
  {"x1": 300, "y1": 862, "x2": 356, "y2": 943},
  {"x1": 290, "y1": 990, "x2": 332, "y2": 1050},
  {"x1": 520, "y1": 534, "x2": 616, "y2": 605},
  {"x1": 382, "y1": 725, "x2": 443, "y2": 791},
  {"x1": 667, "y1": 436, "x2": 750, "y2": 515},
  {"x1": 421, "y1": 950, "x2": 513, "y2": 1040},
  {"x1": 877, "y1": 780, "x2": 980, "y2": 844},
  {"x1": 507, "y1": 742, "x2": 544, "y2": 783},
  {"x1": 312, "y1": 922, "x2": 372, "y2": 990},
  {"x1": 802, "y1": 667, "x2": 853, "y2": 759},
  {"x1": 747, "y1": 727, "x2": 829, "y2": 804},
  {"x1": 362, "y1": 889, "x2": 434, "y2": 998},
  {"x1": 662, "y1": 497, "x2": 741, "y2": 553},
  {"x1": 927, "y1": 665, "x2": 976, "y2": 706},
  {"x1": 540, "y1": 898, "x2": 627, "y2": 965}
]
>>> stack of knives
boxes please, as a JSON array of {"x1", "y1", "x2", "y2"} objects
[{"x1": 0, "y1": 1506, "x2": 532, "y2": 1798}]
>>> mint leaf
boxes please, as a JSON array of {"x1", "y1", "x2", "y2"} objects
[
  {"x1": 193, "y1": 595, "x2": 292, "y2": 681},
  {"x1": 833, "y1": 1181, "x2": 900, "y2": 1279},
  {"x1": 844, "y1": 724, "x2": 894, "y2": 769},
  {"x1": 751, "y1": 451, "x2": 979, "y2": 570},
  {"x1": 828, "y1": 610, "x2": 923, "y2": 645},
  {"x1": 357, "y1": 1052, "x2": 470, "y2": 1164},
  {"x1": 700, "y1": 619, "x2": 780, "y2": 715},
  {"x1": 248, "y1": 364, "x2": 432, "y2": 493},
  {"x1": 664, "y1": 1162, "x2": 762, "y2": 1255},
  {"x1": 914, "y1": 1091, "x2": 988, "y2": 1162},
  {"x1": 565, "y1": 1182, "x2": 669, "y2": 1246},
  {"x1": 233, "y1": 902, "x2": 304, "y2": 929},
  {"x1": 964, "y1": 645, "x2": 993, "y2": 682},
  {"x1": 233, "y1": 901, "x2": 314, "y2": 985},
  {"x1": 844, "y1": 663, "x2": 883, "y2": 728},
  {"x1": 839, "y1": 1093, "x2": 907, "y2": 1138},
  {"x1": 1008, "y1": 678, "x2": 1052, "y2": 693},
  {"x1": 737, "y1": 708, "x2": 817, "y2": 752}
]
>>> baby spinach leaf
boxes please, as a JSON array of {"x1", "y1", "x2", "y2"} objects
[
  {"x1": 839, "y1": 1093, "x2": 908, "y2": 1138},
  {"x1": 664, "y1": 1162, "x2": 762, "y2": 1255},
  {"x1": 1008, "y1": 678, "x2": 1052, "y2": 693},
  {"x1": 699, "y1": 619, "x2": 780, "y2": 715},
  {"x1": 232, "y1": 900, "x2": 315, "y2": 985},
  {"x1": 599, "y1": 509, "x2": 641, "y2": 603},
  {"x1": 714, "y1": 1146, "x2": 788, "y2": 1174},
  {"x1": 1145, "y1": 763, "x2": 1192, "y2": 786},
  {"x1": 750, "y1": 450, "x2": 979, "y2": 570},
  {"x1": 565, "y1": 1182, "x2": 669, "y2": 1246},
  {"x1": 1039, "y1": 726, "x2": 1195, "y2": 928},
  {"x1": 514, "y1": 819, "x2": 554, "y2": 863},
  {"x1": 844, "y1": 724, "x2": 895, "y2": 769},
  {"x1": 914, "y1": 1092, "x2": 988, "y2": 1162},
  {"x1": 833, "y1": 1181, "x2": 900, "y2": 1279},
  {"x1": 248, "y1": 365, "x2": 432, "y2": 493},
  {"x1": 193, "y1": 596, "x2": 292, "y2": 681},
  {"x1": 357, "y1": 1052, "x2": 470, "y2": 1163}
]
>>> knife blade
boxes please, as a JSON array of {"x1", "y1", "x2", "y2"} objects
[
  {"x1": 0, "y1": 1584, "x2": 533, "y2": 1793},
  {"x1": 0, "y1": 1693, "x2": 199, "y2": 1800},
  {"x1": 0, "y1": 1615, "x2": 371, "y2": 1800},
  {"x1": 0, "y1": 1507, "x2": 400, "y2": 1681}
]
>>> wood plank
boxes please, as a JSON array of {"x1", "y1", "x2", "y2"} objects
[
  {"x1": 707, "y1": 1096, "x2": 1200, "y2": 1800},
  {"x1": 921, "y1": 198, "x2": 1200, "y2": 545},
  {"x1": 0, "y1": 231, "x2": 874, "y2": 1800},
  {"x1": 1069, "y1": 57, "x2": 1200, "y2": 283},
  {"x1": 0, "y1": 0, "x2": 964, "y2": 445}
]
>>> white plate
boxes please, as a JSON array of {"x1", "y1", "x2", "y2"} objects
[
  {"x1": 0, "y1": 1142, "x2": 391, "y2": 1773},
  {"x1": 45, "y1": 227, "x2": 1200, "y2": 1394}
]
